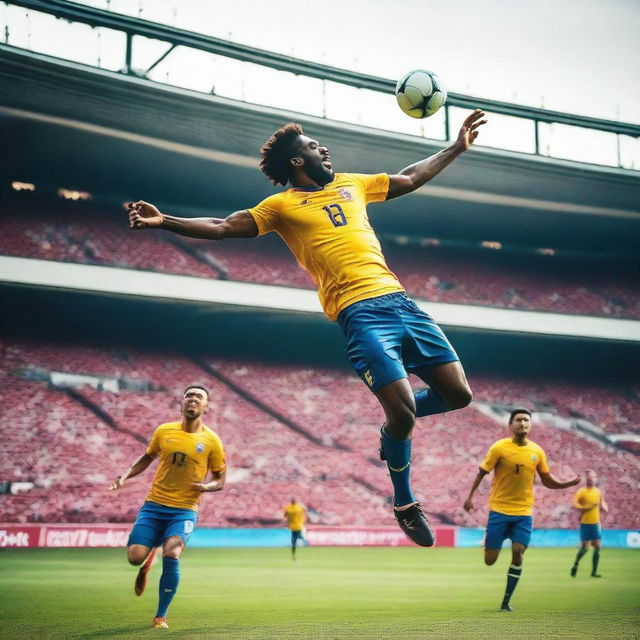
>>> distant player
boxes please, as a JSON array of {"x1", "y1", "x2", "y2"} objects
[
  {"x1": 283, "y1": 498, "x2": 307, "y2": 560},
  {"x1": 570, "y1": 470, "x2": 608, "y2": 578},
  {"x1": 464, "y1": 409, "x2": 580, "y2": 612},
  {"x1": 128, "y1": 110, "x2": 487, "y2": 546},
  {"x1": 108, "y1": 385, "x2": 226, "y2": 630}
]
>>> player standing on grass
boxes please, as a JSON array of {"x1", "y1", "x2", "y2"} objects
[
  {"x1": 107, "y1": 385, "x2": 226, "y2": 630},
  {"x1": 128, "y1": 109, "x2": 487, "y2": 547},
  {"x1": 464, "y1": 409, "x2": 580, "y2": 611},
  {"x1": 283, "y1": 498, "x2": 307, "y2": 560},
  {"x1": 570, "y1": 470, "x2": 608, "y2": 578}
]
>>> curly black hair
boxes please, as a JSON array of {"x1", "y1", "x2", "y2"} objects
[{"x1": 259, "y1": 122, "x2": 304, "y2": 186}]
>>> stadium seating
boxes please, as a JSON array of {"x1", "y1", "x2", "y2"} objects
[
  {"x1": 0, "y1": 211, "x2": 217, "y2": 278},
  {"x1": 1, "y1": 205, "x2": 638, "y2": 319},
  {"x1": 1, "y1": 339, "x2": 638, "y2": 529}
]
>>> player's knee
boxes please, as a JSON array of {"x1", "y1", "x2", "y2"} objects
[
  {"x1": 484, "y1": 552, "x2": 498, "y2": 566},
  {"x1": 162, "y1": 537, "x2": 184, "y2": 558},
  {"x1": 388, "y1": 405, "x2": 416, "y2": 436},
  {"x1": 127, "y1": 550, "x2": 146, "y2": 566},
  {"x1": 447, "y1": 386, "x2": 473, "y2": 410}
]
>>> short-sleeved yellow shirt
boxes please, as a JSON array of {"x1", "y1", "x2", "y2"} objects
[
  {"x1": 480, "y1": 438, "x2": 550, "y2": 516},
  {"x1": 145, "y1": 422, "x2": 226, "y2": 511},
  {"x1": 248, "y1": 173, "x2": 403, "y2": 321},
  {"x1": 283, "y1": 503, "x2": 306, "y2": 531},
  {"x1": 573, "y1": 487, "x2": 601, "y2": 524}
]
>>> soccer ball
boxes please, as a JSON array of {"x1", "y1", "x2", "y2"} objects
[{"x1": 395, "y1": 70, "x2": 447, "y2": 119}]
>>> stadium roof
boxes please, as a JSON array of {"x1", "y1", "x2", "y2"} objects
[{"x1": 1, "y1": 44, "x2": 639, "y2": 254}]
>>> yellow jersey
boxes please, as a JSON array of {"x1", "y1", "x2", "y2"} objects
[
  {"x1": 145, "y1": 421, "x2": 226, "y2": 511},
  {"x1": 573, "y1": 487, "x2": 601, "y2": 524},
  {"x1": 480, "y1": 438, "x2": 550, "y2": 516},
  {"x1": 248, "y1": 173, "x2": 403, "y2": 321},
  {"x1": 283, "y1": 503, "x2": 306, "y2": 531}
]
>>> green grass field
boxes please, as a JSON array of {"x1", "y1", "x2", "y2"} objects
[{"x1": 1, "y1": 547, "x2": 638, "y2": 639}]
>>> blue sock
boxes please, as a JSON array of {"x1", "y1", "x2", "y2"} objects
[
  {"x1": 156, "y1": 557, "x2": 180, "y2": 618},
  {"x1": 414, "y1": 388, "x2": 451, "y2": 417},
  {"x1": 503, "y1": 563, "x2": 522, "y2": 605},
  {"x1": 380, "y1": 428, "x2": 416, "y2": 507}
]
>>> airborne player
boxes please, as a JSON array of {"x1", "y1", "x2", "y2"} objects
[{"x1": 128, "y1": 110, "x2": 486, "y2": 546}]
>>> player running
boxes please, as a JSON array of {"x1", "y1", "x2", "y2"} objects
[
  {"x1": 108, "y1": 385, "x2": 226, "y2": 630},
  {"x1": 464, "y1": 409, "x2": 580, "y2": 612},
  {"x1": 570, "y1": 470, "x2": 608, "y2": 578},
  {"x1": 283, "y1": 498, "x2": 307, "y2": 560},
  {"x1": 128, "y1": 110, "x2": 487, "y2": 547}
]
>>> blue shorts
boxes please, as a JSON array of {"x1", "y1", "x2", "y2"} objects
[
  {"x1": 485, "y1": 511, "x2": 533, "y2": 549},
  {"x1": 337, "y1": 292, "x2": 459, "y2": 392},
  {"x1": 127, "y1": 501, "x2": 198, "y2": 549},
  {"x1": 580, "y1": 523, "x2": 602, "y2": 542}
]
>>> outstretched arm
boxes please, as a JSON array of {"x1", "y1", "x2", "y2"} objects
[
  {"x1": 107, "y1": 452, "x2": 155, "y2": 491},
  {"x1": 386, "y1": 109, "x2": 487, "y2": 200},
  {"x1": 128, "y1": 201, "x2": 258, "y2": 240},
  {"x1": 539, "y1": 471, "x2": 581, "y2": 490},
  {"x1": 463, "y1": 467, "x2": 489, "y2": 513}
]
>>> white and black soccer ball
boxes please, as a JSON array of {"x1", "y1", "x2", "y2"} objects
[{"x1": 395, "y1": 69, "x2": 447, "y2": 119}]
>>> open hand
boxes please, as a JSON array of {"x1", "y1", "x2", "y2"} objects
[
  {"x1": 457, "y1": 109, "x2": 487, "y2": 150},
  {"x1": 127, "y1": 200, "x2": 163, "y2": 229},
  {"x1": 463, "y1": 498, "x2": 474, "y2": 513},
  {"x1": 107, "y1": 476, "x2": 124, "y2": 491}
]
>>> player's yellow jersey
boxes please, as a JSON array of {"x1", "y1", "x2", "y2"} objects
[
  {"x1": 573, "y1": 487, "x2": 601, "y2": 524},
  {"x1": 145, "y1": 421, "x2": 226, "y2": 511},
  {"x1": 283, "y1": 503, "x2": 306, "y2": 531},
  {"x1": 248, "y1": 173, "x2": 403, "y2": 321},
  {"x1": 480, "y1": 438, "x2": 550, "y2": 516}
]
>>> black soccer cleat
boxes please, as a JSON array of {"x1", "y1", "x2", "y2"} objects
[
  {"x1": 570, "y1": 565, "x2": 577, "y2": 578},
  {"x1": 500, "y1": 603, "x2": 513, "y2": 612},
  {"x1": 394, "y1": 502, "x2": 435, "y2": 547}
]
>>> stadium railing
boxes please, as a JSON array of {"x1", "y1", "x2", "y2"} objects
[{"x1": 5, "y1": 0, "x2": 640, "y2": 169}]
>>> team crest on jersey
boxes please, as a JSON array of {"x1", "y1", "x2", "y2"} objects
[
  {"x1": 531, "y1": 455, "x2": 537, "y2": 462},
  {"x1": 300, "y1": 199, "x2": 311, "y2": 206},
  {"x1": 339, "y1": 189, "x2": 352, "y2": 201},
  {"x1": 196, "y1": 443, "x2": 205, "y2": 453}
]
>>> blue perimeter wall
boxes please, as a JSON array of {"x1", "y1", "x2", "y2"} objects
[
  {"x1": 457, "y1": 528, "x2": 639, "y2": 548},
  {"x1": 190, "y1": 528, "x2": 640, "y2": 549}
]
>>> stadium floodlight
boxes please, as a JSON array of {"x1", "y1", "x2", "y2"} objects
[
  {"x1": 11, "y1": 181, "x2": 35, "y2": 191},
  {"x1": 57, "y1": 188, "x2": 91, "y2": 201}
]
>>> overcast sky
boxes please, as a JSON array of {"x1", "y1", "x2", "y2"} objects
[{"x1": 82, "y1": 0, "x2": 640, "y2": 122}]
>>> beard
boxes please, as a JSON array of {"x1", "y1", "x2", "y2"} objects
[{"x1": 305, "y1": 163, "x2": 334, "y2": 187}]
